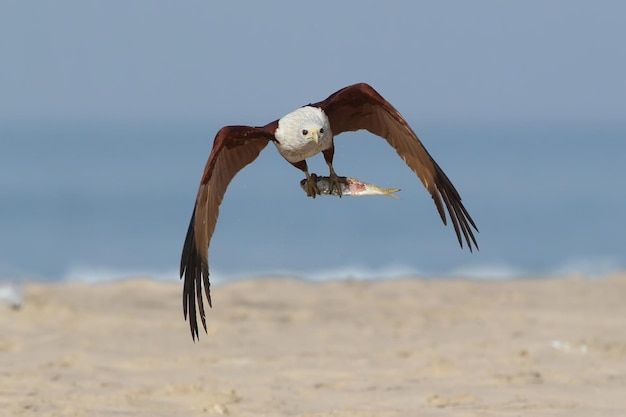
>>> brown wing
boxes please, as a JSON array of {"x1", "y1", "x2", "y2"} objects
[
  {"x1": 180, "y1": 124, "x2": 276, "y2": 340},
  {"x1": 313, "y1": 83, "x2": 478, "y2": 251}
]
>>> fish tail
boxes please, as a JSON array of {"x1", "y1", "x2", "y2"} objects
[{"x1": 383, "y1": 188, "x2": 401, "y2": 199}]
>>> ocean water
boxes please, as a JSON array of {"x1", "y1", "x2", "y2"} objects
[{"x1": 1, "y1": 120, "x2": 624, "y2": 284}]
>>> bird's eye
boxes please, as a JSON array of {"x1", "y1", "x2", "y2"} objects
[
  {"x1": 320, "y1": 128, "x2": 324, "y2": 134},
  {"x1": 302, "y1": 129, "x2": 308, "y2": 135}
]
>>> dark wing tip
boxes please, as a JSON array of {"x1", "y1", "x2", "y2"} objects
[
  {"x1": 432, "y1": 164, "x2": 479, "y2": 252},
  {"x1": 180, "y1": 209, "x2": 211, "y2": 341}
]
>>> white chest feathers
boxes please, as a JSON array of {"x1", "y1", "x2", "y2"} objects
[{"x1": 273, "y1": 106, "x2": 333, "y2": 163}]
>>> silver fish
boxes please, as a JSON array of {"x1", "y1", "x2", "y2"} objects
[{"x1": 300, "y1": 176, "x2": 400, "y2": 198}]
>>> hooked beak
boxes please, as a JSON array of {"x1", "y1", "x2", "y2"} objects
[{"x1": 311, "y1": 129, "x2": 319, "y2": 144}]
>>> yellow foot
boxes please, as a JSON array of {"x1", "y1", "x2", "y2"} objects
[
  {"x1": 328, "y1": 173, "x2": 347, "y2": 197},
  {"x1": 305, "y1": 173, "x2": 320, "y2": 198}
]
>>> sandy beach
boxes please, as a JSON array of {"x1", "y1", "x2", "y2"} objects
[{"x1": 1, "y1": 275, "x2": 625, "y2": 416}]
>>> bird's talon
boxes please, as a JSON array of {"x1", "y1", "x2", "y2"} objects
[
  {"x1": 306, "y1": 173, "x2": 320, "y2": 198},
  {"x1": 329, "y1": 174, "x2": 346, "y2": 197}
]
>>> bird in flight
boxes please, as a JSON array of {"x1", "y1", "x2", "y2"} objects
[{"x1": 180, "y1": 83, "x2": 478, "y2": 340}]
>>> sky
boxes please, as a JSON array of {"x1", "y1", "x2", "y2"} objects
[
  {"x1": 1, "y1": 1, "x2": 625, "y2": 124},
  {"x1": 1, "y1": 1, "x2": 625, "y2": 281}
]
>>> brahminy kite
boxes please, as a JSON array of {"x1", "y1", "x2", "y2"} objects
[{"x1": 180, "y1": 83, "x2": 478, "y2": 340}]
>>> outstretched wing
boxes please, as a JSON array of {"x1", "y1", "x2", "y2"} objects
[
  {"x1": 313, "y1": 83, "x2": 478, "y2": 251},
  {"x1": 180, "y1": 124, "x2": 276, "y2": 340}
]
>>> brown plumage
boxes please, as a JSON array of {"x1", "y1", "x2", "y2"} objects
[{"x1": 180, "y1": 83, "x2": 478, "y2": 340}]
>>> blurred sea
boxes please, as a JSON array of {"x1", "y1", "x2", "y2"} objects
[{"x1": 1, "y1": 120, "x2": 624, "y2": 284}]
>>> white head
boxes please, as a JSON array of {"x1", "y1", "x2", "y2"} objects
[{"x1": 275, "y1": 106, "x2": 331, "y2": 145}]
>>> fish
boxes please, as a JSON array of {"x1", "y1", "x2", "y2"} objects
[{"x1": 300, "y1": 175, "x2": 400, "y2": 198}]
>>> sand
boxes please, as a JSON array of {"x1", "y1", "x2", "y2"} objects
[{"x1": 1, "y1": 274, "x2": 625, "y2": 416}]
